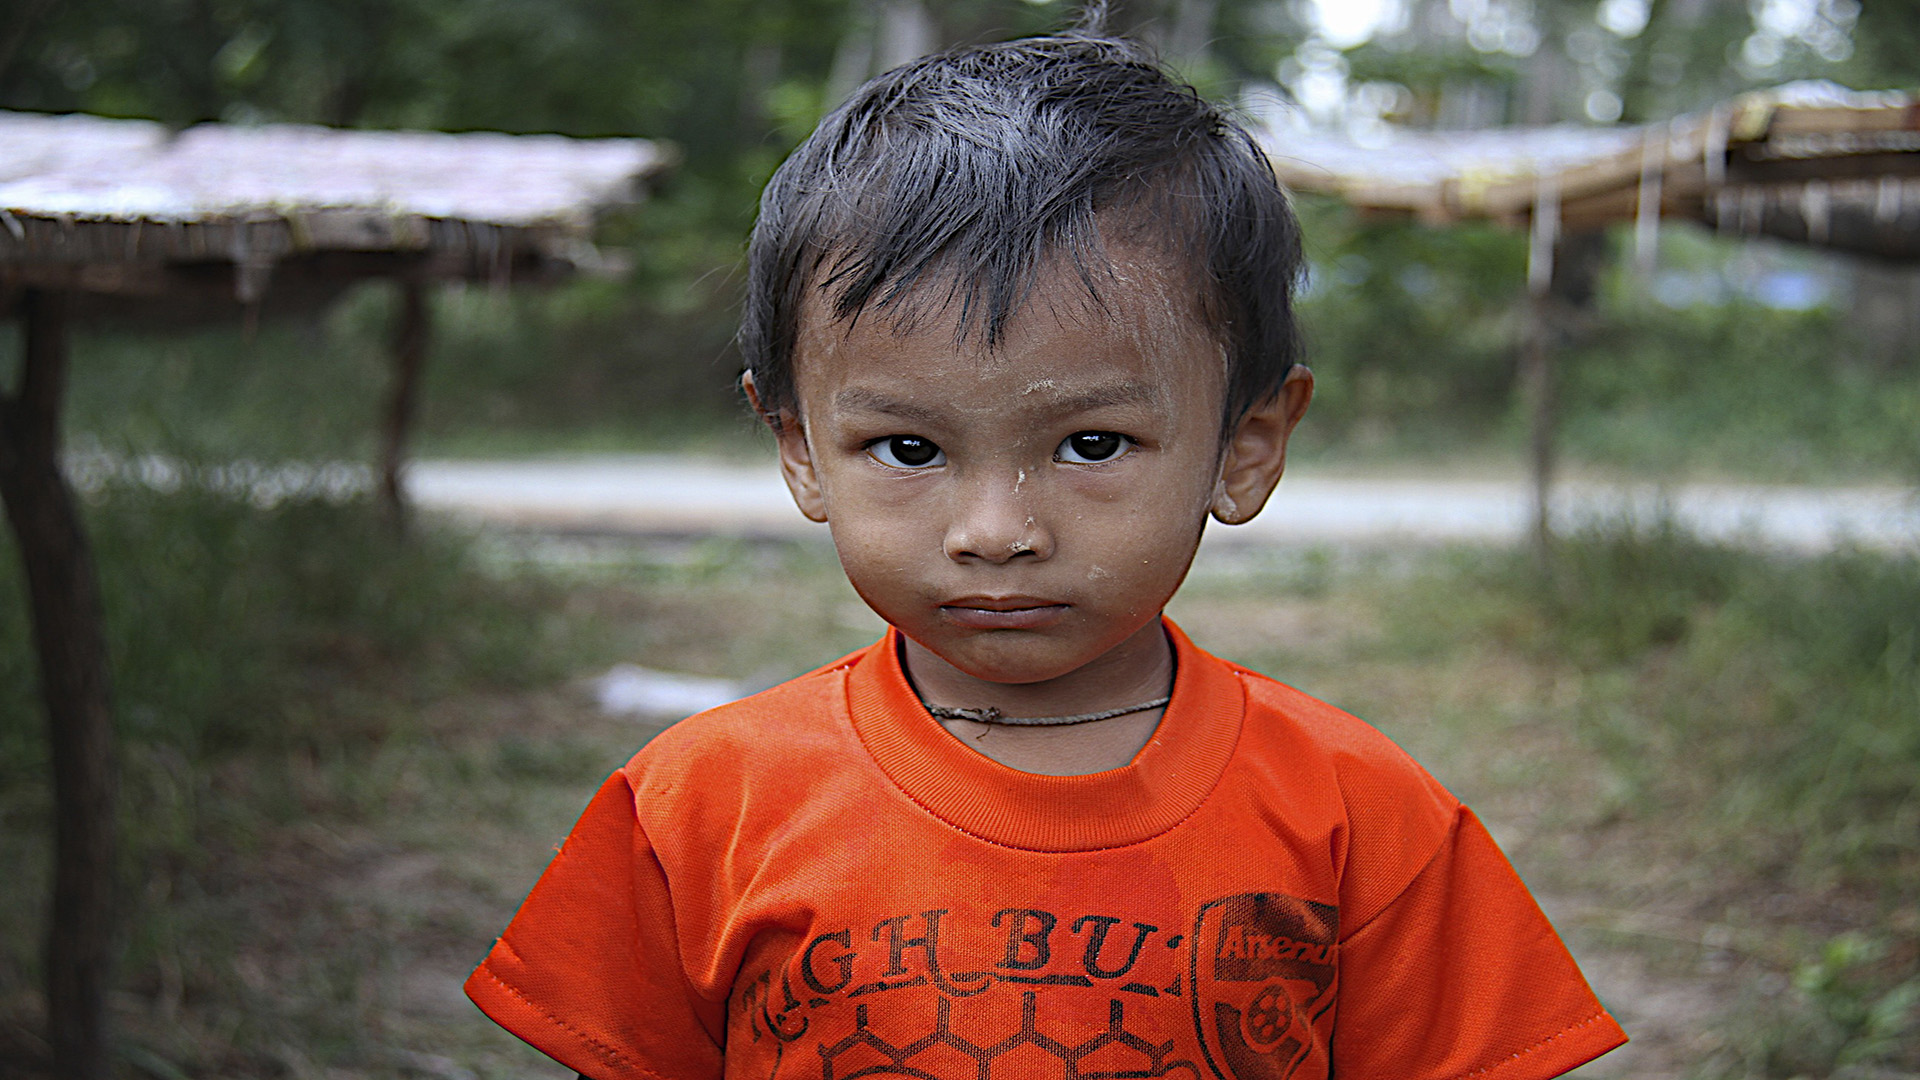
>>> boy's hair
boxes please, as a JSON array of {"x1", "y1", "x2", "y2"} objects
[{"x1": 740, "y1": 23, "x2": 1304, "y2": 431}]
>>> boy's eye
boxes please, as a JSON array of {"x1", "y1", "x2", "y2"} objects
[
  {"x1": 1055, "y1": 431, "x2": 1133, "y2": 464},
  {"x1": 867, "y1": 435, "x2": 946, "y2": 469}
]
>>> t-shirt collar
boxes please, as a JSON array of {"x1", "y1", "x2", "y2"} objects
[{"x1": 843, "y1": 619, "x2": 1244, "y2": 852}]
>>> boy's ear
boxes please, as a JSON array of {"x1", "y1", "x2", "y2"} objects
[
  {"x1": 742, "y1": 371, "x2": 828, "y2": 523},
  {"x1": 1212, "y1": 365, "x2": 1313, "y2": 525}
]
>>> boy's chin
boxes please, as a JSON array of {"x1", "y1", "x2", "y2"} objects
[
  {"x1": 915, "y1": 638, "x2": 1083, "y2": 687},
  {"x1": 900, "y1": 620, "x2": 1164, "y2": 691}
]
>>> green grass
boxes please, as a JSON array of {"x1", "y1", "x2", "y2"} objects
[
  {"x1": 0, "y1": 485, "x2": 634, "y2": 1077},
  {"x1": 0, "y1": 481, "x2": 898, "y2": 1076},
  {"x1": 1386, "y1": 526, "x2": 1920, "y2": 1078},
  {"x1": 1484, "y1": 523, "x2": 1917, "y2": 897}
]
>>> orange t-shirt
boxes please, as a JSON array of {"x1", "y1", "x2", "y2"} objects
[{"x1": 466, "y1": 621, "x2": 1625, "y2": 1080}]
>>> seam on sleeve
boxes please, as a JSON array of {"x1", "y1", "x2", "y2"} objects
[
  {"x1": 1449, "y1": 1011, "x2": 1618, "y2": 1080},
  {"x1": 628, "y1": 814, "x2": 732, "y2": 1010},
  {"x1": 477, "y1": 965, "x2": 658, "y2": 1078},
  {"x1": 1338, "y1": 804, "x2": 1465, "y2": 942}
]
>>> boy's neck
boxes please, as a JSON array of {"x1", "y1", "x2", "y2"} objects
[{"x1": 899, "y1": 618, "x2": 1175, "y2": 776}]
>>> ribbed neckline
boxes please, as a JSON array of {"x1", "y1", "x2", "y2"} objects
[{"x1": 844, "y1": 620, "x2": 1244, "y2": 852}]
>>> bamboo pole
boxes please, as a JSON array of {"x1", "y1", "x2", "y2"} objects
[{"x1": 0, "y1": 289, "x2": 117, "y2": 1080}]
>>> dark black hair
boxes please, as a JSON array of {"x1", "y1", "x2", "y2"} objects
[{"x1": 740, "y1": 23, "x2": 1303, "y2": 430}]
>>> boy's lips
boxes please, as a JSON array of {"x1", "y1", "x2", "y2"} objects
[{"x1": 939, "y1": 597, "x2": 1068, "y2": 629}]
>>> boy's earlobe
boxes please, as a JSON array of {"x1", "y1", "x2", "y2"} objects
[
  {"x1": 743, "y1": 371, "x2": 829, "y2": 524},
  {"x1": 1212, "y1": 365, "x2": 1314, "y2": 526}
]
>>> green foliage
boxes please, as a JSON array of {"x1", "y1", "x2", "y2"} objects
[
  {"x1": 1846, "y1": 0, "x2": 1920, "y2": 87},
  {"x1": 1559, "y1": 292, "x2": 1920, "y2": 483},
  {"x1": 60, "y1": 314, "x2": 388, "y2": 464},
  {"x1": 53, "y1": 262, "x2": 758, "y2": 462},
  {"x1": 1527, "y1": 516, "x2": 1747, "y2": 663},
  {"x1": 11, "y1": 0, "x2": 1915, "y2": 474},
  {"x1": 1697, "y1": 931, "x2": 1920, "y2": 1078},
  {"x1": 1775, "y1": 933, "x2": 1920, "y2": 1074},
  {"x1": 92, "y1": 490, "x2": 575, "y2": 751},
  {"x1": 400, "y1": 271, "x2": 749, "y2": 452},
  {"x1": 1293, "y1": 198, "x2": 1529, "y2": 455},
  {"x1": 0, "y1": 486, "x2": 591, "y2": 801},
  {"x1": 1288, "y1": 208, "x2": 1920, "y2": 480},
  {"x1": 1342, "y1": 39, "x2": 1522, "y2": 116}
]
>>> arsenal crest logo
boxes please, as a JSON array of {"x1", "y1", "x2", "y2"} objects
[{"x1": 1188, "y1": 893, "x2": 1338, "y2": 1080}]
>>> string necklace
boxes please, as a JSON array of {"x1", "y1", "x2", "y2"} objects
[{"x1": 923, "y1": 696, "x2": 1171, "y2": 727}]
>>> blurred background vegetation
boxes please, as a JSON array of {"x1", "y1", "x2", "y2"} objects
[
  {"x1": 1, "y1": 0, "x2": 1917, "y2": 1076},
  {"x1": 5, "y1": 0, "x2": 1917, "y2": 474}
]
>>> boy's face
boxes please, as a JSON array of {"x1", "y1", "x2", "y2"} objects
[{"x1": 760, "y1": 245, "x2": 1311, "y2": 696}]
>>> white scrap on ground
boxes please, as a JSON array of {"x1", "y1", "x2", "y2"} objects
[{"x1": 593, "y1": 665, "x2": 744, "y2": 720}]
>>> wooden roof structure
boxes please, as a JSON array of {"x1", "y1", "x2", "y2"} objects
[
  {"x1": 0, "y1": 110, "x2": 674, "y2": 321},
  {"x1": 1256, "y1": 81, "x2": 1919, "y2": 560},
  {"x1": 0, "y1": 112, "x2": 672, "y2": 1080},
  {"x1": 1260, "y1": 81, "x2": 1920, "y2": 264}
]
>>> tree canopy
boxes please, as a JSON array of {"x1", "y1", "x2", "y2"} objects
[{"x1": 6, "y1": 0, "x2": 1910, "y2": 193}]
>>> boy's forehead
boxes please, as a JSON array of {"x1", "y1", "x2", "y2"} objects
[
  {"x1": 786, "y1": 254, "x2": 1231, "y2": 437},
  {"x1": 791, "y1": 238, "x2": 1222, "y2": 380}
]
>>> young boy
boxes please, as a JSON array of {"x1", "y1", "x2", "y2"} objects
[{"x1": 466, "y1": 25, "x2": 1626, "y2": 1080}]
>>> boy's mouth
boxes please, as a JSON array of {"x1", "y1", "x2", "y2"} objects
[{"x1": 939, "y1": 597, "x2": 1068, "y2": 629}]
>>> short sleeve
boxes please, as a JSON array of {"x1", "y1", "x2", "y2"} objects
[
  {"x1": 465, "y1": 771, "x2": 725, "y2": 1080},
  {"x1": 1332, "y1": 807, "x2": 1626, "y2": 1079}
]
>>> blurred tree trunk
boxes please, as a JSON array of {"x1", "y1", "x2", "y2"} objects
[
  {"x1": 0, "y1": 0, "x2": 57, "y2": 88},
  {"x1": 1101, "y1": 0, "x2": 1163, "y2": 40},
  {"x1": 737, "y1": 37, "x2": 783, "y2": 136},
  {"x1": 1167, "y1": 0, "x2": 1218, "y2": 71},
  {"x1": 875, "y1": 0, "x2": 934, "y2": 70},
  {"x1": 1847, "y1": 258, "x2": 1920, "y2": 373},
  {"x1": 826, "y1": 0, "x2": 878, "y2": 107},
  {"x1": 0, "y1": 289, "x2": 117, "y2": 1080},
  {"x1": 1519, "y1": 6, "x2": 1574, "y2": 124},
  {"x1": 1615, "y1": 0, "x2": 1672, "y2": 123}
]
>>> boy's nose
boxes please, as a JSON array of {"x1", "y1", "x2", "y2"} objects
[{"x1": 943, "y1": 471, "x2": 1053, "y2": 564}]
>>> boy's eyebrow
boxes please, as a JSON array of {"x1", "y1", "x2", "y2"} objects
[
  {"x1": 832, "y1": 381, "x2": 1164, "y2": 422},
  {"x1": 1043, "y1": 380, "x2": 1165, "y2": 412},
  {"x1": 832, "y1": 387, "x2": 947, "y2": 424}
]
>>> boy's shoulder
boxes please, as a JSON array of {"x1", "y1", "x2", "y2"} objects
[
  {"x1": 1231, "y1": 662, "x2": 1447, "y2": 781},
  {"x1": 614, "y1": 642, "x2": 873, "y2": 792},
  {"x1": 1220, "y1": 656, "x2": 1460, "y2": 828}
]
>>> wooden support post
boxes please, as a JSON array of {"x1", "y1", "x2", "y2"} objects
[
  {"x1": 1519, "y1": 223, "x2": 1610, "y2": 561},
  {"x1": 0, "y1": 289, "x2": 117, "y2": 1080},
  {"x1": 380, "y1": 281, "x2": 429, "y2": 528},
  {"x1": 1525, "y1": 176, "x2": 1562, "y2": 557},
  {"x1": 1520, "y1": 297, "x2": 1558, "y2": 558}
]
